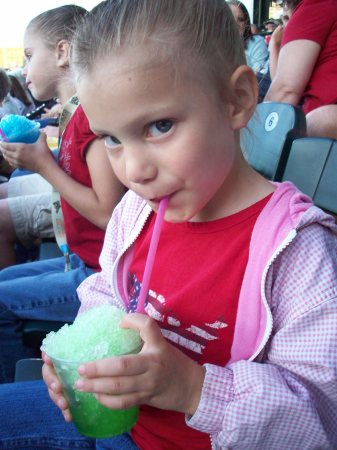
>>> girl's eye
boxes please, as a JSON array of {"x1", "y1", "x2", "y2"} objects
[
  {"x1": 147, "y1": 120, "x2": 173, "y2": 137},
  {"x1": 104, "y1": 135, "x2": 121, "y2": 149}
]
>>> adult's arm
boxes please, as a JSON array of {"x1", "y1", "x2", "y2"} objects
[
  {"x1": 306, "y1": 105, "x2": 337, "y2": 140},
  {"x1": 264, "y1": 39, "x2": 321, "y2": 105},
  {"x1": 268, "y1": 25, "x2": 284, "y2": 80}
]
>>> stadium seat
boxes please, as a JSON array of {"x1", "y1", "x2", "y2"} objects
[
  {"x1": 241, "y1": 102, "x2": 306, "y2": 180},
  {"x1": 38, "y1": 238, "x2": 62, "y2": 260},
  {"x1": 22, "y1": 319, "x2": 69, "y2": 349},
  {"x1": 14, "y1": 358, "x2": 43, "y2": 382},
  {"x1": 282, "y1": 137, "x2": 337, "y2": 215}
]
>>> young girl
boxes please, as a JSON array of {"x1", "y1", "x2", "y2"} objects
[
  {"x1": 1, "y1": 1, "x2": 337, "y2": 449},
  {"x1": 0, "y1": 5, "x2": 86, "y2": 268},
  {"x1": 0, "y1": 5, "x2": 125, "y2": 384}
]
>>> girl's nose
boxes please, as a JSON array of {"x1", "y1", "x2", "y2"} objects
[
  {"x1": 124, "y1": 146, "x2": 156, "y2": 184},
  {"x1": 22, "y1": 63, "x2": 28, "y2": 77}
]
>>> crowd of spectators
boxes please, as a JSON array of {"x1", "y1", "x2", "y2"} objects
[
  {"x1": 228, "y1": 0, "x2": 271, "y2": 102},
  {"x1": 228, "y1": 0, "x2": 337, "y2": 142}
]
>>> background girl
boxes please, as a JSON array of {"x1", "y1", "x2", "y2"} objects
[
  {"x1": 0, "y1": 5, "x2": 125, "y2": 384},
  {"x1": 0, "y1": 5, "x2": 85, "y2": 268}
]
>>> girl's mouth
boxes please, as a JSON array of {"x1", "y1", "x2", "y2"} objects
[
  {"x1": 149, "y1": 195, "x2": 171, "y2": 208},
  {"x1": 149, "y1": 198, "x2": 163, "y2": 207}
]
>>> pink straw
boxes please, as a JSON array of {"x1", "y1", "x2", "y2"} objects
[{"x1": 136, "y1": 196, "x2": 169, "y2": 313}]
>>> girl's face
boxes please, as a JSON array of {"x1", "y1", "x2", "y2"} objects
[
  {"x1": 78, "y1": 50, "x2": 246, "y2": 223},
  {"x1": 229, "y1": 5, "x2": 247, "y2": 36},
  {"x1": 23, "y1": 30, "x2": 61, "y2": 101}
]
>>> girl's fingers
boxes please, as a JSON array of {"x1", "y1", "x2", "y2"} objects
[
  {"x1": 42, "y1": 360, "x2": 71, "y2": 419},
  {"x1": 121, "y1": 312, "x2": 165, "y2": 345},
  {"x1": 94, "y1": 391, "x2": 143, "y2": 410},
  {"x1": 62, "y1": 409, "x2": 73, "y2": 422},
  {"x1": 78, "y1": 352, "x2": 145, "y2": 379},
  {"x1": 120, "y1": 313, "x2": 167, "y2": 356},
  {"x1": 75, "y1": 369, "x2": 149, "y2": 395},
  {"x1": 41, "y1": 351, "x2": 53, "y2": 365},
  {"x1": 48, "y1": 388, "x2": 72, "y2": 422},
  {"x1": 42, "y1": 361, "x2": 60, "y2": 388}
]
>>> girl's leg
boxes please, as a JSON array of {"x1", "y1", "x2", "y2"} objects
[
  {"x1": 7, "y1": 190, "x2": 54, "y2": 250},
  {"x1": 7, "y1": 173, "x2": 52, "y2": 197},
  {"x1": 0, "y1": 380, "x2": 138, "y2": 450},
  {"x1": 96, "y1": 435, "x2": 139, "y2": 450},
  {"x1": 0, "y1": 380, "x2": 95, "y2": 449},
  {"x1": 0, "y1": 199, "x2": 17, "y2": 269},
  {"x1": 0, "y1": 177, "x2": 53, "y2": 268},
  {"x1": 0, "y1": 182, "x2": 8, "y2": 199},
  {"x1": 0, "y1": 255, "x2": 94, "y2": 383}
]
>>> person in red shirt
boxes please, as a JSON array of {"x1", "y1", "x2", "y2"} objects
[
  {"x1": 265, "y1": 0, "x2": 337, "y2": 139},
  {"x1": 268, "y1": 0, "x2": 301, "y2": 80}
]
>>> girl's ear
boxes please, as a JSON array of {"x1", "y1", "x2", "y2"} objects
[
  {"x1": 55, "y1": 39, "x2": 70, "y2": 68},
  {"x1": 226, "y1": 65, "x2": 258, "y2": 130}
]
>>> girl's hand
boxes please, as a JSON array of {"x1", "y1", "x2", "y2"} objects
[
  {"x1": 270, "y1": 25, "x2": 284, "y2": 48},
  {"x1": 41, "y1": 352, "x2": 72, "y2": 422},
  {"x1": 74, "y1": 313, "x2": 206, "y2": 416},
  {"x1": 0, "y1": 132, "x2": 56, "y2": 174},
  {"x1": 41, "y1": 103, "x2": 62, "y2": 119}
]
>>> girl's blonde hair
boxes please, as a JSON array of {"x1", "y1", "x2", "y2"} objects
[
  {"x1": 26, "y1": 5, "x2": 88, "y2": 50},
  {"x1": 72, "y1": 0, "x2": 246, "y2": 90}
]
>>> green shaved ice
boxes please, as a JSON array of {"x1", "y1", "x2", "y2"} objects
[{"x1": 41, "y1": 305, "x2": 141, "y2": 362}]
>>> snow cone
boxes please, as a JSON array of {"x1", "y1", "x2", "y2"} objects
[
  {"x1": 0, "y1": 114, "x2": 40, "y2": 143},
  {"x1": 41, "y1": 305, "x2": 142, "y2": 438}
]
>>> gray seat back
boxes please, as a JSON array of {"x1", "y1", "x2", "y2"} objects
[
  {"x1": 242, "y1": 102, "x2": 306, "y2": 180},
  {"x1": 282, "y1": 137, "x2": 337, "y2": 215}
]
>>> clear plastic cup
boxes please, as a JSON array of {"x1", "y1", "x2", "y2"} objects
[
  {"x1": 42, "y1": 305, "x2": 142, "y2": 438},
  {"x1": 51, "y1": 345, "x2": 141, "y2": 438}
]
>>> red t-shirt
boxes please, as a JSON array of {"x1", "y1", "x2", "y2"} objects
[
  {"x1": 282, "y1": 0, "x2": 337, "y2": 114},
  {"x1": 58, "y1": 105, "x2": 105, "y2": 270},
  {"x1": 128, "y1": 195, "x2": 271, "y2": 449}
]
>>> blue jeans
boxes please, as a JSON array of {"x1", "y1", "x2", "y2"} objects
[
  {"x1": 0, "y1": 254, "x2": 94, "y2": 383},
  {"x1": 0, "y1": 381, "x2": 138, "y2": 449},
  {"x1": 256, "y1": 71, "x2": 271, "y2": 103}
]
